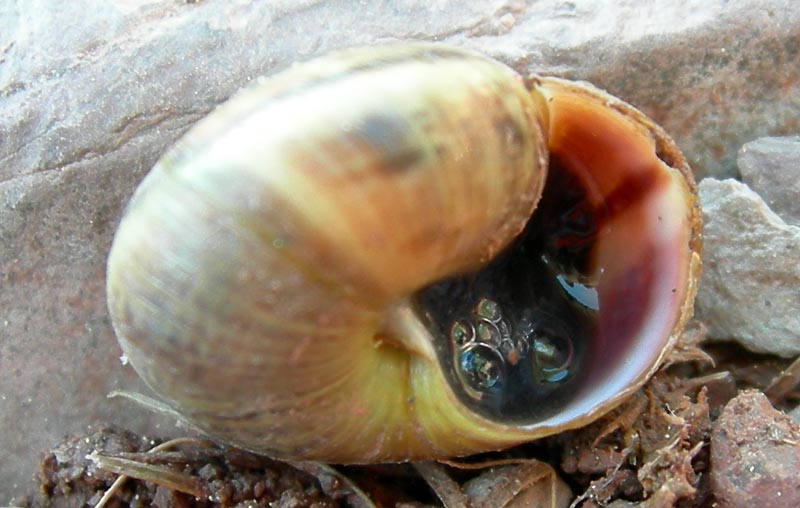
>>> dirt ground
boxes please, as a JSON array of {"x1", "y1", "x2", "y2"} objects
[{"x1": 17, "y1": 323, "x2": 800, "y2": 508}]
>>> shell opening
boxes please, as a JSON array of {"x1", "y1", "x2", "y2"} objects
[
  {"x1": 412, "y1": 161, "x2": 596, "y2": 422},
  {"x1": 411, "y1": 79, "x2": 695, "y2": 427}
]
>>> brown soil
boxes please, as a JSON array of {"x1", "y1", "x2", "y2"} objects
[{"x1": 16, "y1": 323, "x2": 800, "y2": 508}]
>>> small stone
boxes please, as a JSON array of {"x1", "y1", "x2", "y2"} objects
[
  {"x1": 789, "y1": 405, "x2": 800, "y2": 426},
  {"x1": 738, "y1": 136, "x2": 800, "y2": 225},
  {"x1": 710, "y1": 390, "x2": 800, "y2": 508},
  {"x1": 695, "y1": 178, "x2": 800, "y2": 357}
]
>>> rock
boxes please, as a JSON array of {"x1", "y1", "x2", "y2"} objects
[
  {"x1": 710, "y1": 390, "x2": 800, "y2": 508},
  {"x1": 695, "y1": 178, "x2": 800, "y2": 356},
  {"x1": 2, "y1": 0, "x2": 799, "y2": 500},
  {"x1": 738, "y1": 136, "x2": 800, "y2": 225},
  {"x1": 789, "y1": 405, "x2": 800, "y2": 425}
]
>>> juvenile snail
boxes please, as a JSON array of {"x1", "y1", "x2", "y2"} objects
[{"x1": 107, "y1": 44, "x2": 701, "y2": 463}]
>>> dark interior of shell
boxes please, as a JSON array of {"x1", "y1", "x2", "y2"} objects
[{"x1": 414, "y1": 80, "x2": 697, "y2": 425}]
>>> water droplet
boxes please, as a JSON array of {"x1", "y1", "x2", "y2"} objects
[
  {"x1": 457, "y1": 344, "x2": 504, "y2": 397},
  {"x1": 476, "y1": 320, "x2": 501, "y2": 345},
  {"x1": 532, "y1": 329, "x2": 573, "y2": 383},
  {"x1": 450, "y1": 320, "x2": 474, "y2": 346},
  {"x1": 474, "y1": 298, "x2": 502, "y2": 322}
]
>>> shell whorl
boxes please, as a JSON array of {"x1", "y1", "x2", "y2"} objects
[
  {"x1": 107, "y1": 44, "x2": 701, "y2": 463},
  {"x1": 107, "y1": 45, "x2": 552, "y2": 461}
]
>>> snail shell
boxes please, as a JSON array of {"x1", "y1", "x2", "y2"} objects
[{"x1": 107, "y1": 44, "x2": 701, "y2": 462}]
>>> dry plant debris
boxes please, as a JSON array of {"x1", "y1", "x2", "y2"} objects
[
  {"x1": 556, "y1": 375, "x2": 711, "y2": 508},
  {"x1": 26, "y1": 428, "x2": 356, "y2": 508},
  {"x1": 18, "y1": 322, "x2": 800, "y2": 508}
]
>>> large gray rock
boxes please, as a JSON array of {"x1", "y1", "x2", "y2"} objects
[
  {"x1": 2, "y1": 0, "x2": 799, "y2": 501},
  {"x1": 696, "y1": 178, "x2": 800, "y2": 356},
  {"x1": 738, "y1": 136, "x2": 800, "y2": 225}
]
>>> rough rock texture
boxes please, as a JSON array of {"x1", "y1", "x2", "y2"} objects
[
  {"x1": 695, "y1": 178, "x2": 800, "y2": 356},
  {"x1": 2, "y1": 0, "x2": 799, "y2": 501},
  {"x1": 789, "y1": 405, "x2": 800, "y2": 425},
  {"x1": 711, "y1": 391, "x2": 800, "y2": 508},
  {"x1": 738, "y1": 136, "x2": 800, "y2": 225}
]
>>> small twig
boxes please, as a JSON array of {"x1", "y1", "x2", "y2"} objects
[
  {"x1": 592, "y1": 393, "x2": 647, "y2": 447},
  {"x1": 568, "y1": 486, "x2": 591, "y2": 508},
  {"x1": 568, "y1": 434, "x2": 639, "y2": 508},
  {"x1": 679, "y1": 371, "x2": 734, "y2": 392},
  {"x1": 90, "y1": 475, "x2": 128, "y2": 508},
  {"x1": 764, "y1": 355, "x2": 800, "y2": 404}
]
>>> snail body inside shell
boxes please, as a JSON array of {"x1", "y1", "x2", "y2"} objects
[{"x1": 107, "y1": 44, "x2": 701, "y2": 462}]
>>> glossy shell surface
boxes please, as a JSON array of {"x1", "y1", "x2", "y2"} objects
[{"x1": 107, "y1": 44, "x2": 701, "y2": 463}]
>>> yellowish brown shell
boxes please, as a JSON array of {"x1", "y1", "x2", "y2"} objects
[{"x1": 107, "y1": 44, "x2": 701, "y2": 463}]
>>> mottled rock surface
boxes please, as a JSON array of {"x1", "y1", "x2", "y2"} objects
[
  {"x1": 738, "y1": 136, "x2": 800, "y2": 225},
  {"x1": 711, "y1": 391, "x2": 800, "y2": 508},
  {"x1": 2, "y1": 0, "x2": 799, "y2": 501},
  {"x1": 790, "y1": 405, "x2": 800, "y2": 425},
  {"x1": 695, "y1": 178, "x2": 800, "y2": 356}
]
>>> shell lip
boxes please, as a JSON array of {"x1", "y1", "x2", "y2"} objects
[{"x1": 412, "y1": 75, "x2": 702, "y2": 443}]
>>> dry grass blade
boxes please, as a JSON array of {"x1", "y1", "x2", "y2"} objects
[
  {"x1": 89, "y1": 452, "x2": 205, "y2": 498},
  {"x1": 107, "y1": 390, "x2": 190, "y2": 424},
  {"x1": 89, "y1": 436, "x2": 214, "y2": 507}
]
